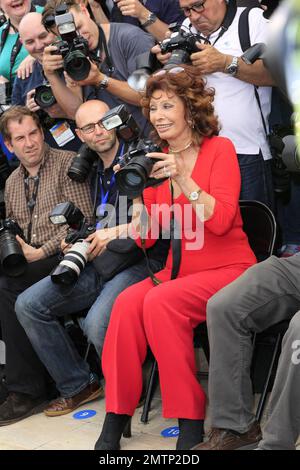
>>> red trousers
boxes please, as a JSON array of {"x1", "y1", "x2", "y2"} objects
[{"x1": 102, "y1": 265, "x2": 248, "y2": 419}]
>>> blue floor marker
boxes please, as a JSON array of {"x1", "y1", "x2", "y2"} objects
[
  {"x1": 161, "y1": 426, "x2": 179, "y2": 438},
  {"x1": 73, "y1": 409, "x2": 97, "y2": 420}
]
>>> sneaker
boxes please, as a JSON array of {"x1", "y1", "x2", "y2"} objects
[
  {"x1": 279, "y1": 244, "x2": 300, "y2": 258},
  {"x1": 192, "y1": 421, "x2": 262, "y2": 450},
  {"x1": 44, "y1": 381, "x2": 104, "y2": 417},
  {"x1": 0, "y1": 392, "x2": 47, "y2": 426}
]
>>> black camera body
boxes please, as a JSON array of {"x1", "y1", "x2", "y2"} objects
[
  {"x1": 116, "y1": 140, "x2": 163, "y2": 198},
  {"x1": 47, "y1": 4, "x2": 91, "y2": 81},
  {"x1": 34, "y1": 84, "x2": 57, "y2": 109},
  {"x1": 159, "y1": 29, "x2": 201, "y2": 66},
  {"x1": 49, "y1": 202, "x2": 95, "y2": 285},
  {"x1": 0, "y1": 218, "x2": 27, "y2": 276}
]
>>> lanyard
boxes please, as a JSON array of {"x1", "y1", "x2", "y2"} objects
[
  {"x1": 96, "y1": 142, "x2": 125, "y2": 225},
  {"x1": 189, "y1": 0, "x2": 237, "y2": 47},
  {"x1": 24, "y1": 172, "x2": 40, "y2": 244}
]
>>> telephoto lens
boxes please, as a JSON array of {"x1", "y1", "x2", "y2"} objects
[
  {"x1": 51, "y1": 239, "x2": 90, "y2": 285},
  {"x1": 0, "y1": 219, "x2": 27, "y2": 276},
  {"x1": 68, "y1": 144, "x2": 98, "y2": 182},
  {"x1": 34, "y1": 85, "x2": 57, "y2": 109}
]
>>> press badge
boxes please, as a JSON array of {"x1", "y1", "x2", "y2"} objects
[{"x1": 50, "y1": 121, "x2": 75, "y2": 147}]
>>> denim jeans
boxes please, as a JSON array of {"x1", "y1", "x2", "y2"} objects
[
  {"x1": 238, "y1": 153, "x2": 274, "y2": 210},
  {"x1": 15, "y1": 258, "x2": 162, "y2": 398},
  {"x1": 276, "y1": 173, "x2": 300, "y2": 245}
]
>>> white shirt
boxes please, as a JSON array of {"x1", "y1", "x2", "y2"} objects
[{"x1": 182, "y1": 7, "x2": 272, "y2": 160}]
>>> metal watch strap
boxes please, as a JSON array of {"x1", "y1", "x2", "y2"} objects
[{"x1": 140, "y1": 12, "x2": 157, "y2": 28}]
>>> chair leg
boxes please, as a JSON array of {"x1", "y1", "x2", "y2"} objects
[
  {"x1": 255, "y1": 333, "x2": 282, "y2": 423},
  {"x1": 141, "y1": 360, "x2": 158, "y2": 424}
]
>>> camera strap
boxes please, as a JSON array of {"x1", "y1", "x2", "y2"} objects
[
  {"x1": 141, "y1": 181, "x2": 182, "y2": 286},
  {"x1": 24, "y1": 170, "x2": 41, "y2": 244},
  {"x1": 95, "y1": 26, "x2": 115, "y2": 75}
]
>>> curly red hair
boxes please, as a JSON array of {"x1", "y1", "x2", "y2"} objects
[{"x1": 141, "y1": 65, "x2": 220, "y2": 146}]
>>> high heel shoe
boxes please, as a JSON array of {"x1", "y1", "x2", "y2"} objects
[
  {"x1": 176, "y1": 418, "x2": 204, "y2": 450},
  {"x1": 94, "y1": 412, "x2": 132, "y2": 450}
]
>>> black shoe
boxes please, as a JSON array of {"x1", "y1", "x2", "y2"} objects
[
  {"x1": 176, "y1": 418, "x2": 204, "y2": 450},
  {"x1": 0, "y1": 379, "x2": 8, "y2": 405},
  {"x1": 0, "y1": 392, "x2": 47, "y2": 426},
  {"x1": 94, "y1": 412, "x2": 132, "y2": 450}
]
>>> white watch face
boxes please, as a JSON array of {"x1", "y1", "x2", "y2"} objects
[{"x1": 189, "y1": 191, "x2": 199, "y2": 201}]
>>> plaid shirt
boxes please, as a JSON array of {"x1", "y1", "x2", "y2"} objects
[{"x1": 5, "y1": 144, "x2": 94, "y2": 257}]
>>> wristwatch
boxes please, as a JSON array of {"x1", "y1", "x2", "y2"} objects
[
  {"x1": 97, "y1": 74, "x2": 109, "y2": 90},
  {"x1": 140, "y1": 12, "x2": 157, "y2": 28},
  {"x1": 188, "y1": 189, "x2": 202, "y2": 202},
  {"x1": 226, "y1": 56, "x2": 239, "y2": 76}
]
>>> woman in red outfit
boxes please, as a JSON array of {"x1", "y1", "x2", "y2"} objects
[{"x1": 95, "y1": 65, "x2": 256, "y2": 450}]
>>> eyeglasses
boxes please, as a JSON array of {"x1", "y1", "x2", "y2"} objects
[
  {"x1": 78, "y1": 119, "x2": 106, "y2": 134},
  {"x1": 152, "y1": 66, "x2": 186, "y2": 78},
  {"x1": 180, "y1": 1, "x2": 206, "y2": 17}
]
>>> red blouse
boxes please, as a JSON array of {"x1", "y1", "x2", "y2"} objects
[{"x1": 134, "y1": 136, "x2": 256, "y2": 277}]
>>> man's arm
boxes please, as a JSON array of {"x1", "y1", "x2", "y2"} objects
[
  {"x1": 42, "y1": 45, "x2": 83, "y2": 119},
  {"x1": 190, "y1": 43, "x2": 275, "y2": 87}
]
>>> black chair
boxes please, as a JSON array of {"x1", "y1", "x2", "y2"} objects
[{"x1": 141, "y1": 200, "x2": 282, "y2": 423}]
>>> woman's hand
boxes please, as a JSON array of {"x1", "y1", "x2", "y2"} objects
[
  {"x1": 147, "y1": 151, "x2": 186, "y2": 183},
  {"x1": 17, "y1": 55, "x2": 35, "y2": 79}
]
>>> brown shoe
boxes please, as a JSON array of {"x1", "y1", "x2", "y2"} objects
[
  {"x1": 44, "y1": 382, "x2": 104, "y2": 417},
  {"x1": 192, "y1": 421, "x2": 262, "y2": 450}
]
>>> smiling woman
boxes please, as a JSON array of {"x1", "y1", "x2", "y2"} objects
[
  {"x1": 94, "y1": 64, "x2": 257, "y2": 451},
  {"x1": 0, "y1": 0, "x2": 44, "y2": 86}
]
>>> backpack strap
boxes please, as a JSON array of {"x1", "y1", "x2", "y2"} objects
[{"x1": 238, "y1": 6, "x2": 263, "y2": 52}]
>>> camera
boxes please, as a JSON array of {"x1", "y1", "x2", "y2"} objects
[
  {"x1": 67, "y1": 144, "x2": 98, "y2": 183},
  {"x1": 34, "y1": 84, "x2": 57, "y2": 109},
  {"x1": 100, "y1": 104, "x2": 165, "y2": 198},
  {"x1": 0, "y1": 218, "x2": 27, "y2": 277},
  {"x1": 159, "y1": 28, "x2": 201, "y2": 67},
  {"x1": 49, "y1": 202, "x2": 95, "y2": 285},
  {"x1": 116, "y1": 140, "x2": 162, "y2": 199},
  {"x1": 44, "y1": 4, "x2": 91, "y2": 81}
]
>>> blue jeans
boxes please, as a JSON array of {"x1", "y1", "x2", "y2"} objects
[
  {"x1": 15, "y1": 259, "x2": 162, "y2": 397},
  {"x1": 276, "y1": 173, "x2": 300, "y2": 245},
  {"x1": 238, "y1": 153, "x2": 274, "y2": 210}
]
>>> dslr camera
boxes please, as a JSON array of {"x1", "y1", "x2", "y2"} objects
[
  {"x1": 34, "y1": 84, "x2": 57, "y2": 109},
  {"x1": 44, "y1": 3, "x2": 91, "y2": 81},
  {"x1": 49, "y1": 202, "x2": 95, "y2": 285},
  {"x1": 100, "y1": 104, "x2": 165, "y2": 199},
  {"x1": 159, "y1": 28, "x2": 201, "y2": 67},
  {"x1": 0, "y1": 218, "x2": 27, "y2": 277}
]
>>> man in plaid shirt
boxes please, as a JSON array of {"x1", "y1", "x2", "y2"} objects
[{"x1": 0, "y1": 106, "x2": 101, "y2": 425}]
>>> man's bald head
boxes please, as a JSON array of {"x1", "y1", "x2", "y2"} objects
[
  {"x1": 75, "y1": 101, "x2": 118, "y2": 158},
  {"x1": 75, "y1": 100, "x2": 110, "y2": 129},
  {"x1": 19, "y1": 12, "x2": 55, "y2": 62}
]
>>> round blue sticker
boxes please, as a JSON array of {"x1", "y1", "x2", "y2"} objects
[
  {"x1": 161, "y1": 426, "x2": 179, "y2": 438},
  {"x1": 73, "y1": 409, "x2": 97, "y2": 420}
]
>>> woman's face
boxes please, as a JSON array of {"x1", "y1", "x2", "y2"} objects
[
  {"x1": 149, "y1": 89, "x2": 190, "y2": 144},
  {"x1": 0, "y1": 0, "x2": 31, "y2": 23}
]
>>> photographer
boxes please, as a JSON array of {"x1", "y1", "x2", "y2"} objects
[
  {"x1": 0, "y1": 106, "x2": 95, "y2": 426},
  {"x1": 11, "y1": 12, "x2": 81, "y2": 152},
  {"x1": 152, "y1": 0, "x2": 276, "y2": 207},
  {"x1": 15, "y1": 99, "x2": 168, "y2": 418},
  {"x1": 40, "y1": 0, "x2": 155, "y2": 135}
]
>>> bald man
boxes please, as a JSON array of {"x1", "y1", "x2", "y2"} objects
[
  {"x1": 11, "y1": 12, "x2": 81, "y2": 152},
  {"x1": 15, "y1": 99, "x2": 168, "y2": 419}
]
